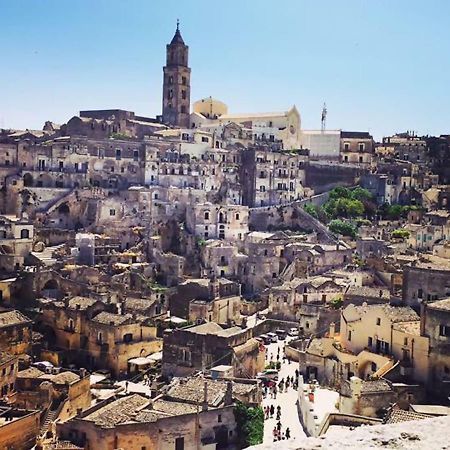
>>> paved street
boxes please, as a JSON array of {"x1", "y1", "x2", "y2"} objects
[{"x1": 262, "y1": 338, "x2": 307, "y2": 444}]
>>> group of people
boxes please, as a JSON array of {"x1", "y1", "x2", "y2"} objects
[
  {"x1": 264, "y1": 406, "x2": 291, "y2": 441},
  {"x1": 278, "y1": 373, "x2": 299, "y2": 392}
]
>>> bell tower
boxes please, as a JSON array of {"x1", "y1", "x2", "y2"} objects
[{"x1": 162, "y1": 21, "x2": 191, "y2": 128}]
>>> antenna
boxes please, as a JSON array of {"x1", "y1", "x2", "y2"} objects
[{"x1": 321, "y1": 103, "x2": 327, "y2": 132}]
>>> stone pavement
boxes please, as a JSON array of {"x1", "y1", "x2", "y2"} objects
[{"x1": 262, "y1": 339, "x2": 307, "y2": 445}]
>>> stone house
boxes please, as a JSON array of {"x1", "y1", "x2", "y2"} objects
[
  {"x1": 200, "y1": 240, "x2": 246, "y2": 280},
  {"x1": 38, "y1": 297, "x2": 161, "y2": 377},
  {"x1": 268, "y1": 276, "x2": 347, "y2": 322},
  {"x1": 57, "y1": 391, "x2": 238, "y2": 450},
  {"x1": 14, "y1": 367, "x2": 91, "y2": 418},
  {"x1": 189, "y1": 293, "x2": 242, "y2": 326},
  {"x1": 0, "y1": 215, "x2": 34, "y2": 271},
  {"x1": 421, "y1": 298, "x2": 450, "y2": 397},
  {"x1": 0, "y1": 406, "x2": 40, "y2": 450},
  {"x1": 186, "y1": 202, "x2": 249, "y2": 241},
  {"x1": 162, "y1": 322, "x2": 264, "y2": 378},
  {"x1": 0, "y1": 352, "x2": 18, "y2": 398},
  {"x1": 340, "y1": 304, "x2": 429, "y2": 383},
  {"x1": 340, "y1": 131, "x2": 374, "y2": 165},
  {"x1": 169, "y1": 278, "x2": 241, "y2": 319},
  {"x1": 339, "y1": 377, "x2": 397, "y2": 418},
  {"x1": 402, "y1": 257, "x2": 450, "y2": 310},
  {"x1": 0, "y1": 309, "x2": 33, "y2": 356}
]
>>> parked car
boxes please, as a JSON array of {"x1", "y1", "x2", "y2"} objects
[
  {"x1": 259, "y1": 334, "x2": 272, "y2": 345},
  {"x1": 288, "y1": 327, "x2": 299, "y2": 337},
  {"x1": 32, "y1": 361, "x2": 54, "y2": 374},
  {"x1": 257, "y1": 369, "x2": 279, "y2": 385},
  {"x1": 275, "y1": 329, "x2": 287, "y2": 340},
  {"x1": 267, "y1": 332, "x2": 278, "y2": 343}
]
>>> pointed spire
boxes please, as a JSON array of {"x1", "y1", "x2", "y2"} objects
[{"x1": 170, "y1": 19, "x2": 185, "y2": 45}]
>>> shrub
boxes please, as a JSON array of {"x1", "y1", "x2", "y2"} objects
[
  {"x1": 233, "y1": 401, "x2": 264, "y2": 448},
  {"x1": 329, "y1": 219, "x2": 357, "y2": 238},
  {"x1": 391, "y1": 229, "x2": 410, "y2": 239}
]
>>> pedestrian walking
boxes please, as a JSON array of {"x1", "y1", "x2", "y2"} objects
[
  {"x1": 276, "y1": 420, "x2": 282, "y2": 431},
  {"x1": 270, "y1": 404, "x2": 274, "y2": 417},
  {"x1": 286, "y1": 427, "x2": 291, "y2": 439}
]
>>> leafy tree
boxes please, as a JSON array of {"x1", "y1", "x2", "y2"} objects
[
  {"x1": 329, "y1": 186, "x2": 351, "y2": 200},
  {"x1": 351, "y1": 187, "x2": 373, "y2": 202},
  {"x1": 304, "y1": 203, "x2": 318, "y2": 219},
  {"x1": 329, "y1": 219, "x2": 357, "y2": 238},
  {"x1": 233, "y1": 402, "x2": 264, "y2": 448}
]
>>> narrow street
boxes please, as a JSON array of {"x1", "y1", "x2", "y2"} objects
[{"x1": 262, "y1": 338, "x2": 307, "y2": 444}]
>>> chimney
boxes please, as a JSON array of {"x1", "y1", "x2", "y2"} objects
[
  {"x1": 224, "y1": 381, "x2": 233, "y2": 406},
  {"x1": 329, "y1": 322, "x2": 335, "y2": 338},
  {"x1": 202, "y1": 381, "x2": 208, "y2": 411}
]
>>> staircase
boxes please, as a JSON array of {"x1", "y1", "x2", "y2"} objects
[{"x1": 39, "y1": 407, "x2": 57, "y2": 437}]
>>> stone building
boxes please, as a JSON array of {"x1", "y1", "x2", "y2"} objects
[
  {"x1": 0, "y1": 352, "x2": 18, "y2": 398},
  {"x1": 340, "y1": 131, "x2": 374, "y2": 165},
  {"x1": 57, "y1": 389, "x2": 238, "y2": 450},
  {"x1": 38, "y1": 297, "x2": 161, "y2": 376},
  {"x1": 162, "y1": 322, "x2": 264, "y2": 378},
  {"x1": 421, "y1": 298, "x2": 450, "y2": 397},
  {"x1": 240, "y1": 146, "x2": 308, "y2": 207},
  {"x1": 340, "y1": 303, "x2": 429, "y2": 383},
  {"x1": 0, "y1": 406, "x2": 40, "y2": 450},
  {"x1": 14, "y1": 367, "x2": 91, "y2": 418},
  {"x1": 186, "y1": 203, "x2": 249, "y2": 241},
  {"x1": 0, "y1": 310, "x2": 33, "y2": 356},
  {"x1": 162, "y1": 22, "x2": 191, "y2": 128},
  {"x1": 402, "y1": 257, "x2": 450, "y2": 310},
  {"x1": 0, "y1": 215, "x2": 34, "y2": 272}
]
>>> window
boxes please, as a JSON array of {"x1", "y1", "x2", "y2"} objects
[
  {"x1": 368, "y1": 337, "x2": 373, "y2": 347},
  {"x1": 175, "y1": 437, "x2": 184, "y2": 450},
  {"x1": 218, "y1": 414, "x2": 222, "y2": 423},
  {"x1": 204, "y1": 211, "x2": 210, "y2": 220},
  {"x1": 235, "y1": 213, "x2": 240, "y2": 220},
  {"x1": 359, "y1": 143, "x2": 365, "y2": 152},
  {"x1": 182, "y1": 90, "x2": 186, "y2": 100},
  {"x1": 168, "y1": 76, "x2": 174, "y2": 84},
  {"x1": 418, "y1": 289, "x2": 423, "y2": 299},
  {"x1": 115, "y1": 149, "x2": 121, "y2": 160},
  {"x1": 371, "y1": 362, "x2": 377, "y2": 372},
  {"x1": 133, "y1": 150, "x2": 139, "y2": 161},
  {"x1": 20, "y1": 229, "x2": 30, "y2": 239},
  {"x1": 404, "y1": 337, "x2": 408, "y2": 345},
  {"x1": 110, "y1": 209, "x2": 116, "y2": 216},
  {"x1": 439, "y1": 324, "x2": 450, "y2": 337},
  {"x1": 182, "y1": 76, "x2": 187, "y2": 85},
  {"x1": 201, "y1": 136, "x2": 209, "y2": 143},
  {"x1": 181, "y1": 105, "x2": 186, "y2": 113},
  {"x1": 348, "y1": 331, "x2": 352, "y2": 341},
  {"x1": 344, "y1": 142, "x2": 350, "y2": 151},
  {"x1": 376, "y1": 317, "x2": 381, "y2": 326},
  {"x1": 168, "y1": 89, "x2": 173, "y2": 99}
]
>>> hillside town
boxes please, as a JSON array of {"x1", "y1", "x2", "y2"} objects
[{"x1": 1, "y1": 23, "x2": 450, "y2": 450}]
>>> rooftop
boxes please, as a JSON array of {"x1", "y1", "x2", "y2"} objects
[
  {"x1": 0, "y1": 310, "x2": 31, "y2": 328},
  {"x1": 92, "y1": 311, "x2": 132, "y2": 326}
]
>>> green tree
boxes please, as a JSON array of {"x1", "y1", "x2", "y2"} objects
[
  {"x1": 329, "y1": 219, "x2": 357, "y2": 238},
  {"x1": 351, "y1": 187, "x2": 373, "y2": 202},
  {"x1": 304, "y1": 203, "x2": 318, "y2": 219},
  {"x1": 329, "y1": 186, "x2": 351, "y2": 200},
  {"x1": 233, "y1": 402, "x2": 264, "y2": 448}
]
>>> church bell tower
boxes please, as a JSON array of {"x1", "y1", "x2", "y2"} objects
[{"x1": 162, "y1": 21, "x2": 191, "y2": 128}]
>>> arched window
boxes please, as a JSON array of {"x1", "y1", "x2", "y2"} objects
[
  {"x1": 20, "y1": 229, "x2": 30, "y2": 239},
  {"x1": 204, "y1": 211, "x2": 210, "y2": 220}
]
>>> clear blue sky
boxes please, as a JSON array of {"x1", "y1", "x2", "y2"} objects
[{"x1": 1, "y1": 0, "x2": 449, "y2": 138}]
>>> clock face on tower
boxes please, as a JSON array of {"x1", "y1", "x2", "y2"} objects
[{"x1": 290, "y1": 125, "x2": 296, "y2": 135}]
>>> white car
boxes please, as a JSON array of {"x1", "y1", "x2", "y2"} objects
[
  {"x1": 288, "y1": 327, "x2": 299, "y2": 337},
  {"x1": 267, "y1": 332, "x2": 278, "y2": 343}
]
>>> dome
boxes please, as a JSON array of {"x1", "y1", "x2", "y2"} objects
[{"x1": 193, "y1": 97, "x2": 228, "y2": 119}]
